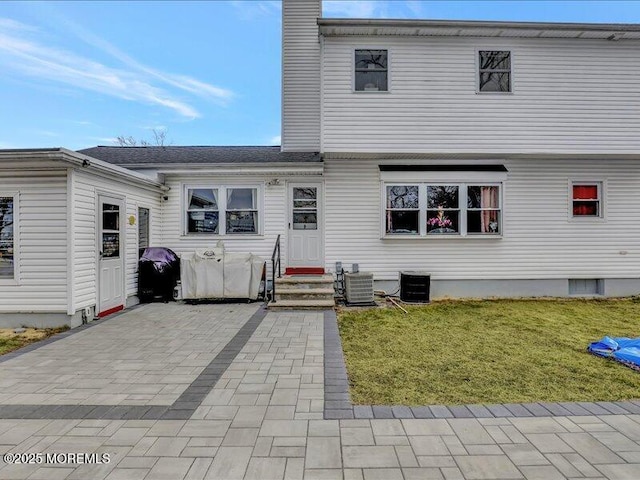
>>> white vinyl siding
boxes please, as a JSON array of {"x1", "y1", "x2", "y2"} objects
[
  {"x1": 0, "y1": 168, "x2": 68, "y2": 312},
  {"x1": 324, "y1": 157, "x2": 640, "y2": 281},
  {"x1": 72, "y1": 169, "x2": 161, "y2": 311},
  {"x1": 282, "y1": 0, "x2": 321, "y2": 151},
  {"x1": 321, "y1": 36, "x2": 640, "y2": 154}
]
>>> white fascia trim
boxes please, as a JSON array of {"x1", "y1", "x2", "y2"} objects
[
  {"x1": 157, "y1": 165, "x2": 324, "y2": 176},
  {"x1": 0, "y1": 149, "x2": 167, "y2": 191}
]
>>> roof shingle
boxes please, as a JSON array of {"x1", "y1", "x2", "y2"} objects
[{"x1": 77, "y1": 146, "x2": 321, "y2": 166}]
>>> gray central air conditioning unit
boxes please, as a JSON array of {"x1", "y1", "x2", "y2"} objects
[{"x1": 344, "y1": 272, "x2": 374, "y2": 305}]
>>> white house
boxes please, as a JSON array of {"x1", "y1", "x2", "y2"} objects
[
  {"x1": 2, "y1": 0, "x2": 640, "y2": 326},
  {"x1": 0, "y1": 148, "x2": 164, "y2": 327}
]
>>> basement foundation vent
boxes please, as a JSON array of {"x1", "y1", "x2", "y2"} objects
[{"x1": 569, "y1": 279, "x2": 603, "y2": 296}]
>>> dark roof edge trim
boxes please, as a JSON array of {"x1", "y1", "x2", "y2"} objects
[
  {"x1": 318, "y1": 18, "x2": 640, "y2": 33},
  {"x1": 379, "y1": 164, "x2": 508, "y2": 172}
]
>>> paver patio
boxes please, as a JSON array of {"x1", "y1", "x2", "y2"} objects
[{"x1": 0, "y1": 303, "x2": 638, "y2": 479}]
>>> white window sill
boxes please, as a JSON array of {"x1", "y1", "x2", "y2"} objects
[
  {"x1": 0, "y1": 278, "x2": 19, "y2": 286},
  {"x1": 569, "y1": 216, "x2": 606, "y2": 223},
  {"x1": 181, "y1": 233, "x2": 264, "y2": 239},
  {"x1": 381, "y1": 235, "x2": 503, "y2": 240}
]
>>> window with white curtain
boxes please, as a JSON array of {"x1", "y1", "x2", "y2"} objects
[{"x1": 185, "y1": 185, "x2": 260, "y2": 235}]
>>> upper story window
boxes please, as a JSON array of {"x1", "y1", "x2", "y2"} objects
[
  {"x1": 0, "y1": 194, "x2": 16, "y2": 280},
  {"x1": 572, "y1": 182, "x2": 602, "y2": 218},
  {"x1": 478, "y1": 50, "x2": 511, "y2": 93},
  {"x1": 185, "y1": 185, "x2": 260, "y2": 235},
  {"x1": 355, "y1": 49, "x2": 388, "y2": 92}
]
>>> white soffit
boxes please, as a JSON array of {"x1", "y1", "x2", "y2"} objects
[{"x1": 318, "y1": 19, "x2": 640, "y2": 40}]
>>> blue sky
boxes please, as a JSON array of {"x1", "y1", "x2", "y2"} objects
[{"x1": 2, "y1": 0, "x2": 640, "y2": 150}]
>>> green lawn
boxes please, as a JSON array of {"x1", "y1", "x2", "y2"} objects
[
  {"x1": 0, "y1": 327, "x2": 68, "y2": 356},
  {"x1": 338, "y1": 298, "x2": 640, "y2": 405}
]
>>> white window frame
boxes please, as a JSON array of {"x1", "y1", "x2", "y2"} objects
[
  {"x1": 183, "y1": 184, "x2": 263, "y2": 236},
  {"x1": 353, "y1": 48, "x2": 390, "y2": 93},
  {"x1": 476, "y1": 49, "x2": 513, "y2": 94},
  {"x1": 137, "y1": 204, "x2": 151, "y2": 253},
  {"x1": 0, "y1": 192, "x2": 19, "y2": 284},
  {"x1": 385, "y1": 185, "x2": 421, "y2": 235},
  {"x1": 381, "y1": 182, "x2": 503, "y2": 238},
  {"x1": 569, "y1": 180, "x2": 605, "y2": 221}
]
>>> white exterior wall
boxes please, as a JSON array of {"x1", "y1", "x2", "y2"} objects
[
  {"x1": 321, "y1": 35, "x2": 640, "y2": 154},
  {"x1": 281, "y1": 0, "x2": 321, "y2": 151},
  {"x1": 72, "y1": 169, "x2": 162, "y2": 312},
  {"x1": 0, "y1": 167, "x2": 68, "y2": 313},
  {"x1": 159, "y1": 175, "x2": 287, "y2": 268},
  {"x1": 324, "y1": 157, "x2": 640, "y2": 282}
]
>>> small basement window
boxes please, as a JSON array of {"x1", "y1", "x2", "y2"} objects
[
  {"x1": 572, "y1": 182, "x2": 602, "y2": 217},
  {"x1": 355, "y1": 49, "x2": 388, "y2": 92},
  {"x1": 478, "y1": 50, "x2": 511, "y2": 93},
  {"x1": 569, "y1": 279, "x2": 603, "y2": 296}
]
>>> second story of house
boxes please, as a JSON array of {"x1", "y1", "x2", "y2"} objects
[{"x1": 282, "y1": 0, "x2": 640, "y2": 156}]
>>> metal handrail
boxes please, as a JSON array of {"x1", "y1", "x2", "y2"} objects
[{"x1": 270, "y1": 234, "x2": 282, "y2": 302}]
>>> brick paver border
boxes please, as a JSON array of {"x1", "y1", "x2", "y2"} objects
[
  {"x1": 323, "y1": 309, "x2": 640, "y2": 420},
  {"x1": 0, "y1": 304, "x2": 269, "y2": 420}
]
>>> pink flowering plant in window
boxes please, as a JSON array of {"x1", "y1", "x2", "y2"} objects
[{"x1": 427, "y1": 206, "x2": 452, "y2": 229}]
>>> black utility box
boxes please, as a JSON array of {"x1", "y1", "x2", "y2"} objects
[
  {"x1": 138, "y1": 247, "x2": 180, "y2": 302},
  {"x1": 400, "y1": 271, "x2": 430, "y2": 303}
]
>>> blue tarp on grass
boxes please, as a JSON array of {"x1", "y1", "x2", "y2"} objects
[{"x1": 588, "y1": 336, "x2": 640, "y2": 371}]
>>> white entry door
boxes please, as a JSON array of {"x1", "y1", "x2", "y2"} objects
[
  {"x1": 97, "y1": 195, "x2": 125, "y2": 317},
  {"x1": 288, "y1": 183, "x2": 323, "y2": 267}
]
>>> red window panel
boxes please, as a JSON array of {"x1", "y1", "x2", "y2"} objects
[
  {"x1": 573, "y1": 185, "x2": 598, "y2": 200},
  {"x1": 573, "y1": 202, "x2": 598, "y2": 216}
]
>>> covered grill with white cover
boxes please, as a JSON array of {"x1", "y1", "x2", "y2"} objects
[{"x1": 180, "y1": 243, "x2": 264, "y2": 300}]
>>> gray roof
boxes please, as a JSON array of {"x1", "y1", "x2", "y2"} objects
[
  {"x1": 318, "y1": 18, "x2": 640, "y2": 40},
  {"x1": 77, "y1": 146, "x2": 321, "y2": 166}
]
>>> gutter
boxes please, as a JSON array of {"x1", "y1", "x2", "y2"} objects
[
  {"x1": 317, "y1": 18, "x2": 640, "y2": 33},
  {"x1": 0, "y1": 148, "x2": 168, "y2": 191}
]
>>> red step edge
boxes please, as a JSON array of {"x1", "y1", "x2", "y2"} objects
[
  {"x1": 98, "y1": 304, "x2": 124, "y2": 318},
  {"x1": 285, "y1": 267, "x2": 325, "y2": 275}
]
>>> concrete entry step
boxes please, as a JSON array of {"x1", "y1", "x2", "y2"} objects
[
  {"x1": 272, "y1": 274, "x2": 336, "y2": 308},
  {"x1": 267, "y1": 299, "x2": 335, "y2": 309},
  {"x1": 276, "y1": 287, "x2": 335, "y2": 301},
  {"x1": 275, "y1": 274, "x2": 334, "y2": 285}
]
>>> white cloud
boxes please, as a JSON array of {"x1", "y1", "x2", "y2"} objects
[
  {"x1": 0, "y1": 15, "x2": 234, "y2": 119},
  {"x1": 89, "y1": 136, "x2": 120, "y2": 144},
  {"x1": 32, "y1": 129, "x2": 59, "y2": 137},
  {"x1": 230, "y1": 1, "x2": 281, "y2": 20},
  {"x1": 404, "y1": 1, "x2": 426, "y2": 17},
  {"x1": 0, "y1": 18, "x2": 38, "y2": 32},
  {"x1": 269, "y1": 135, "x2": 281, "y2": 145},
  {"x1": 323, "y1": 1, "x2": 383, "y2": 18}
]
